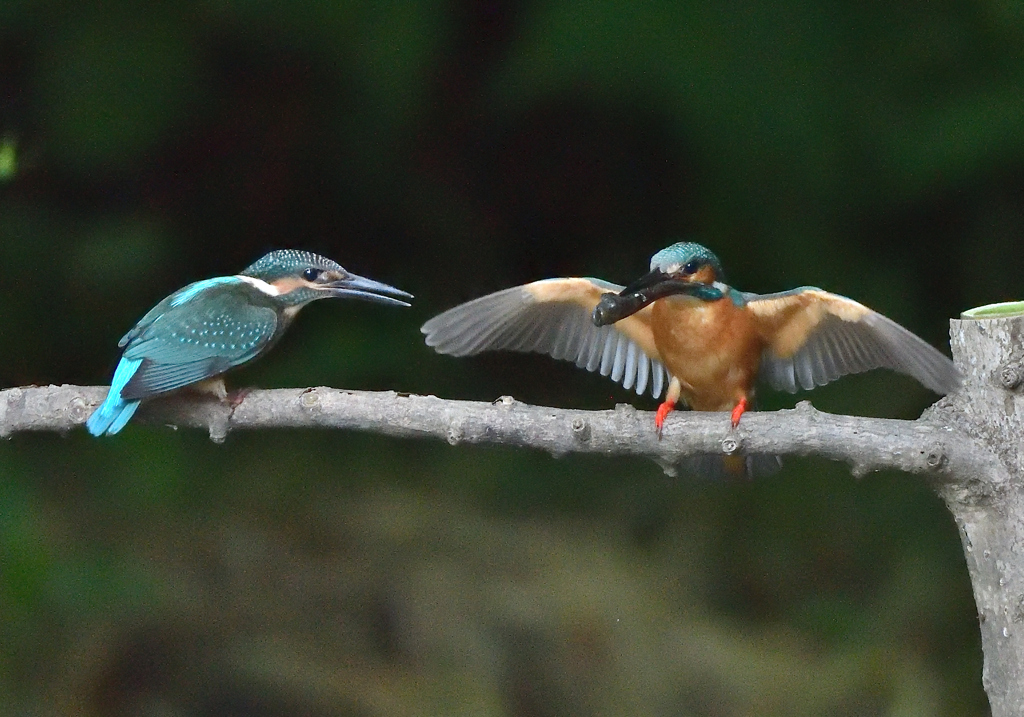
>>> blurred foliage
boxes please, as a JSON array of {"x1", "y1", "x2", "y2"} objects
[
  {"x1": 0, "y1": 0, "x2": 1017, "y2": 713},
  {"x1": 0, "y1": 133, "x2": 16, "y2": 181}
]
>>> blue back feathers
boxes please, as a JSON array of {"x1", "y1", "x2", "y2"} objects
[{"x1": 170, "y1": 277, "x2": 241, "y2": 307}]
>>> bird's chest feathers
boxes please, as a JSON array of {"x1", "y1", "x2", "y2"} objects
[{"x1": 651, "y1": 296, "x2": 764, "y2": 409}]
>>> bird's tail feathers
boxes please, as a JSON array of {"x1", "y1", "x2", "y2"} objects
[
  {"x1": 86, "y1": 396, "x2": 141, "y2": 436},
  {"x1": 86, "y1": 357, "x2": 143, "y2": 436}
]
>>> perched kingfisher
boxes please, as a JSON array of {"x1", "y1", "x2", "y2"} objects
[
  {"x1": 422, "y1": 241, "x2": 959, "y2": 464},
  {"x1": 87, "y1": 250, "x2": 412, "y2": 436}
]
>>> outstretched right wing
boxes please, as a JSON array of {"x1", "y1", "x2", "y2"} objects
[
  {"x1": 745, "y1": 287, "x2": 960, "y2": 395},
  {"x1": 421, "y1": 278, "x2": 669, "y2": 398}
]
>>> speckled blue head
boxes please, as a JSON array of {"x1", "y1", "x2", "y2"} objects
[
  {"x1": 241, "y1": 249, "x2": 412, "y2": 307},
  {"x1": 650, "y1": 242, "x2": 726, "y2": 282},
  {"x1": 241, "y1": 250, "x2": 343, "y2": 281}
]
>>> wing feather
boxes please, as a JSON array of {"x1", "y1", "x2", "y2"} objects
[
  {"x1": 118, "y1": 286, "x2": 279, "y2": 400},
  {"x1": 635, "y1": 350, "x2": 650, "y2": 395},
  {"x1": 599, "y1": 331, "x2": 618, "y2": 376},
  {"x1": 124, "y1": 358, "x2": 233, "y2": 397},
  {"x1": 652, "y1": 362, "x2": 665, "y2": 398},
  {"x1": 611, "y1": 334, "x2": 628, "y2": 382},
  {"x1": 745, "y1": 288, "x2": 960, "y2": 394},
  {"x1": 551, "y1": 309, "x2": 578, "y2": 360},
  {"x1": 421, "y1": 278, "x2": 669, "y2": 398},
  {"x1": 584, "y1": 328, "x2": 605, "y2": 372},
  {"x1": 817, "y1": 332, "x2": 839, "y2": 380},
  {"x1": 622, "y1": 342, "x2": 638, "y2": 390}
]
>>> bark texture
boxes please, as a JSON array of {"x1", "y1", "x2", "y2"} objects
[
  {"x1": 940, "y1": 317, "x2": 1024, "y2": 716},
  {"x1": 0, "y1": 384, "x2": 985, "y2": 477}
]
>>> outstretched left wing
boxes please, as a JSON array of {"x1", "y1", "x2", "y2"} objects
[
  {"x1": 421, "y1": 278, "x2": 669, "y2": 398},
  {"x1": 744, "y1": 287, "x2": 960, "y2": 395}
]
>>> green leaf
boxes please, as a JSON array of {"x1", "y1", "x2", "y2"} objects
[{"x1": 962, "y1": 301, "x2": 1024, "y2": 319}]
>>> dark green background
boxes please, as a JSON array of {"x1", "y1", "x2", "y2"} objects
[{"x1": 2, "y1": 1, "x2": 1016, "y2": 713}]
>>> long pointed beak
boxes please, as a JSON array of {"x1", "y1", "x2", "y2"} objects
[
  {"x1": 592, "y1": 269, "x2": 699, "y2": 326},
  {"x1": 619, "y1": 268, "x2": 673, "y2": 297},
  {"x1": 325, "y1": 272, "x2": 413, "y2": 307}
]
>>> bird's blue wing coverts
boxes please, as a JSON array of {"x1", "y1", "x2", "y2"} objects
[{"x1": 116, "y1": 282, "x2": 279, "y2": 399}]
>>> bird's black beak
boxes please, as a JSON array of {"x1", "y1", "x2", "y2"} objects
[
  {"x1": 325, "y1": 272, "x2": 413, "y2": 307},
  {"x1": 592, "y1": 269, "x2": 699, "y2": 326}
]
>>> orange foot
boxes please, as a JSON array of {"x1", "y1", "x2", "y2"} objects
[
  {"x1": 655, "y1": 400, "x2": 676, "y2": 439},
  {"x1": 730, "y1": 396, "x2": 749, "y2": 428}
]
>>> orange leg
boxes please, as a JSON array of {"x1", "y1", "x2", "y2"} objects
[
  {"x1": 730, "y1": 396, "x2": 749, "y2": 428},
  {"x1": 655, "y1": 401, "x2": 676, "y2": 437},
  {"x1": 655, "y1": 377, "x2": 682, "y2": 439}
]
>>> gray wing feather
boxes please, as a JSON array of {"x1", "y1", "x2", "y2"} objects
[
  {"x1": 422, "y1": 281, "x2": 669, "y2": 399},
  {"x1": 748, "y1": 290, "x2": 960, "y2": 395},
  {"x1": 622, "y1": 342, "x2": 638, "y2": 390},
  {"x1": 635, "y1": 348, "x2": 650, "y2": 395}
]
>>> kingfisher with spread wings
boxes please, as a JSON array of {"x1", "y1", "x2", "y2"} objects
[{"x1": 421, "y1": 241, "x2": 959, "y2": 442}]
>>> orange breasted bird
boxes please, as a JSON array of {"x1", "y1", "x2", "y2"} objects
[
  {"x1": 87, "y1": 249, "x2": 412, "y2": 436},
  {"x1": 421, "y1": 241, "x2": 959, "y2": 445}
]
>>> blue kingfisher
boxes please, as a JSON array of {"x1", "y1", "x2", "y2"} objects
[{"x1": 87, "y1": 249, "x2": 412, "y2": 436}]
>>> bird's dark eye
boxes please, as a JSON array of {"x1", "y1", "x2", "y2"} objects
[
  {"x1": 302, "y1": 267, "x2": 322, "y2": 281},
  {"x1": 682, "y1": 260, "x2": 700, "y2": 275}
]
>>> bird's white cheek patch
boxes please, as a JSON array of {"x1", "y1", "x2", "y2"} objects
[{"x1": 235, "y1": 275, "x2": 281, "y2": 296}]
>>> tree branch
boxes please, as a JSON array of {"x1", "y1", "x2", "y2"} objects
[
  {"x1": 0, "y1": 384, "x2": 991, "y2": 481},
  {"x1": 5, "y1": 313, "x2": 1024, "y2": 717}
]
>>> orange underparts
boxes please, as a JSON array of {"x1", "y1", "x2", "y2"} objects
[
  {"x1": 655, "y1": 400, "x2": 676, "y2": 438},
  {"x1": 730, "y1": 396, "x2": 749, "y2": 428}
]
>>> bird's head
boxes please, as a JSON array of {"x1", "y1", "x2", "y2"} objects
[
  {"x1": 647, "y1": 242, "x2": 725, "y2": 286},
  {"x1": 241, "y1": 250, "x2": 413, "y2": 307},
  {"x1": 592, "y1": 242, "x2": 726, "y2": 326}
]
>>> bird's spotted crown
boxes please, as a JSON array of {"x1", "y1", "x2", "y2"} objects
[
  {"x1": 241, "y1": 250, "x2": 344, "y2": 281},
  {"x1": 650, "y1": 241, "x2": 725, "y2": 281}
]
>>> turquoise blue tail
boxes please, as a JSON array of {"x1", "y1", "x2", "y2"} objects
[{"x1": 86, "y1": 357, "x2": 143, "y2": 436}]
